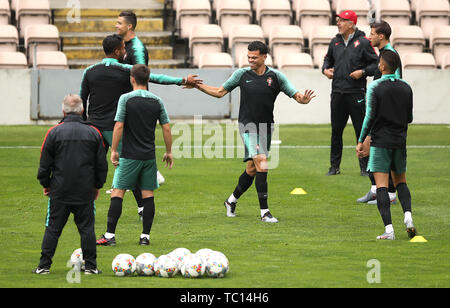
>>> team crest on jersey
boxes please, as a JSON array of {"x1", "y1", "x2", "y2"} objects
[
  {"x1": 267, "y1": 77, "x2": 273, "y2": 87},
  {"x1": 354, "y1": 40, "x2": 360, "y2": 48}
]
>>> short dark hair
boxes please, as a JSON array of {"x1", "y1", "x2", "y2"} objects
[
  {"x1": 380, "y1": 49, "x2": 400, "y2": 73},
  {"x1": 119, "y1": 10, "x2": 137, "y2": 30},
  {"x1": 131, "y1": 64, "x2": 150, "y2": 86},
  {"x1": 103, "y1": 34, "x2": 123, "y2": 55},
  {"x1": 370, "y1": 21, "x2": 392, "y2": 40},
  {"x1": 248, "y1": 41, "x2": 268, "y2": 55}
]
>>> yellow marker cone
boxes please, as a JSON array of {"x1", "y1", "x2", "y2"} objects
[
  {"x1": 409, "y1": 236, "x2": 428, "y2": 243},
  {"x1": 290, "y1": 188, "x2": 307, "y2": 195}
]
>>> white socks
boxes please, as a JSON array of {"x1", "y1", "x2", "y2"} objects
[
  {"x1": 260, "y1": 209, "x2": 270, "y2": 217},
  {"x1": 385, "y1": 224, "x2": 394, "y2": 234},
  {"x1": 104, "y1": 232, "x2": 115, "y2": 239},
  {"x1": 227, "y1": 194, "x2": 238, "y2": 204},
  {"x1": 371, "y1": 185, "x2": 377, "y2": 193},
  {"x1": 140, "y1": 233, "x2": 150, "y2": 240},
  {"x1": 404, "y1": 211, "x2": 412, "y2": 223}
]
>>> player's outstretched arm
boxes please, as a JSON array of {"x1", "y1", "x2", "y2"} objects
[
  {"x1": 193, "y1": 83, "x2": 229, "y2": 99},
  {"x1": 293, "y1": 90, "x2": 316, "y2": 105}
]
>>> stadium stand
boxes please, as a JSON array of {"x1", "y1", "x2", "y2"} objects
[
  {"x1": 25, "y1": 24, "x2": 61, "y2": 67},
  {"x1": 277, "y1": 52, "x2": 314, "y2": 69},
  {"x1": 402, "y1": 52, "x2": 437, "y2": 69},
  {"x1": 189, "y1": 24, "x2": 224, "y2": 67},
  {"x1": 442, "y1": 53, "x2": 450, "y2": 69},
  {"x1": 430, "y1": 25, "x2": 450, "y2": 68},
  {"x1": 198, "y1": 51, "x2": 233, "y2": 68},
  {"x1": 16, "y1": 0, "x2": 51, "y2": 38},
  {"x1": 296, "y1": 0, "x2": 332, "y2": 39},
  {"x1": 0, "y1": 51, "x2": 27, "y2": 68},
  {"x1": 269, "y1": 25, "x2": 304, "y2": 67},
  {"x1": 378, "y1": 0, "x2": 411, "y2": 27},
  {"x1": 309, "y1": 25, "x2": 338, "y2": 68},
  {"x1": 35, "y1": 51, "x2": 68, "y2": 69},
  {"x1": 0, "y1": 0, "x2": 10, "y2": 25},
  {"x1": 216, "y1": 0, "x2": 252, "y2": 39},
  {"x1": 390, "y1": 25, "x2": 426, "y2": 58},
  {"x1": 336, "y1": 0, "x2": 371, "y2": 26},
  {"x1": 415, "y1": 0, "x2": 450, "y2": 40},
  {"x1": 238, "y1": 51, "x2": 273, "y2": 68},
  {"x1": 256, "y1": 0, "x2": 292, "y2": 38},
  {"x1": 0, "y1": 24, "x2": 19, "y2": 52},
  {"x1": 228, "y1": 24, "x2": 264, "y2": 65},
  {"x1": 176, "y1": 0, "x2": 211, "y2": 39}
]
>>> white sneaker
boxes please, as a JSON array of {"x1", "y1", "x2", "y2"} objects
[
  {"x1": 261, "y1": 212, "x2": 278, "y2": 223},
  {"x1": 224, "y1": 201, "x2": 236, "y2": 217},
  {"x1": 404, "y1": 219, "x2": 416, "y2": 239},
  {"x1": 157, "y1": 171, "x2": 165, "y2": 185},
  {"x1": 376, "y1": 231, "x2": 395, "y2": 240}
]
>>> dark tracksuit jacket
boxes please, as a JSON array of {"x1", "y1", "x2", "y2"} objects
[
  {"x1": 322, "y1": 28, "x2": 378, "y2": 169},
  {"x1": 123, "y1": 36, "x2": 149, "y2": 65},
  {"x1": 37, "y1": 114, "x2": 108, "y2": 270}
]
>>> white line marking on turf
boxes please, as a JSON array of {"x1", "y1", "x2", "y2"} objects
[{"x1": 2, "y1": 145, "x2": 450, "y2": 149}]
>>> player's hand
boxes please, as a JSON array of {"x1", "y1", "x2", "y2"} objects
[
  {"x1": 360, "y1": 136, "x2": 371, "y2": 158},
  {"x1": 323, "y1": 68, "x2": 334, "y2": 79},
  {"x1": 356, "y1": 142, "x2": 366, "y2": 158},
  {"x1": 111, "y1": 150, "x2": 119, "y2": 168},
  {"x1": 43, "y1": 187, "x2": 50, "y2": 196},
  {"x1": 350, "y1": 69, "x2": 364, "y2": 80},
  {"x1": 163, "y1": 152, "x2": 174, "y2": 169},
  {"x1": 297, "y1": 90, "x2": 316, "y2": 104},
  {"x1": 183, "y1": 74, "x2": 203, "y2": 88}
]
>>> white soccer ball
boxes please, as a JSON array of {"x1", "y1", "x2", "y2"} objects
[
  {"x1": 169, "y1": 248, "x2": 191, "y2": 269},
  {"x1": 111, "y1": 254, "x2": 136, "y2": 277},
  {"x1": 181, "y1": 253, "x2": 205, "y2": 278},
  {"x1": 135, "y1": 253, "x2": 156, "y2": 276},
  {"x1": 195, "y1": 248, "x2": 214, "y2": 263},
  {"x1": 70, "y1": 248, "x2": 84, "y2": 268},
  {"x1": 205, "y1": 251, "x2": 229, "y2": 278},
  {"x1": 154, "y1": 255, "x2": 179, "y2": 278}
]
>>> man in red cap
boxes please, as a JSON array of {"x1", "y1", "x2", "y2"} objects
[{"x1": 322, "y1": 10, "x2": 378, "y2": 176}]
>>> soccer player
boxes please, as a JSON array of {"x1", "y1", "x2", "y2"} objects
[
  {"x1": 357, "y1": 21, "x2": 402, "y2": 205},
  {"x1": 80, "y1": 34, "x2": 199, "y2": 220},
  {"x1": 97, "y1": 64, "x2": 173, "y2": 246},
  {"x1": 357, "y1": 50, "x2": 416, "y2": 240},
  {"x1": 116, "y1": 10, "x2": 148, "y2": 66},
  {"x1": 34, "y1": 95, "x2": 107, "y2": 275},
  {"x1": 190, "y1": 41, "x2": 315, "y2": 223}
]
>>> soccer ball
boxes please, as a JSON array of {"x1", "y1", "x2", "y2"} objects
[
  {"x1": 205, "y1": 251, "x2": 229, "y2": 278},
  {"x1": 135, "y1": 253, "x2": 156, "y2": 276},
  {"x1": 169, "y1": 248, "x2": 191, "y2": 269},
  {"x1": 195, "y1": 248, "x2": 214, "y2": 263},
  {"x1": 112, "y1": 254, "x2": 136, "y2": 277},
  {"x1": 154, "y1": 255, "x2": 179, "y2": 278},
  {"x1": 181, "y1": 254, "x2": 205, "y2": 278},
  {"x1": 70, "y1": 248, "x2": 84, "y2": 270}
]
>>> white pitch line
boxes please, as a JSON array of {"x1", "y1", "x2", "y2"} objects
[{"x1": 1, "y1": 145, "x2": 450, "y2": 149}]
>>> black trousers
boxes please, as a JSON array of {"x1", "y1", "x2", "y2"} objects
[
  {"x1": 330, "y1": 92, "x2": 368, "y2": 171},
  {"x1": 39, "y1": 199, "x2": 97, "y2": 270}
]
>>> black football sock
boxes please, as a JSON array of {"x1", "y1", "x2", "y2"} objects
[
  {"x1": 132, "y1": 188, "x2": 144, "y2": 209},
  {"x1": 255, "y1": 172, "x2": 269, "y2": 211},
  {"x1": 368, "y1": 172, "x2": 376, "y2": 186},
  {"x1": 142, "y1": 197, "x2": 155, "y2": 236},
  {"x1": 396, "y1": 183, "x2": 412, "y2": 214},
  {"x1": 376, "y1": 187, "x2": 392, "y2": 227},
  {"x1": 106, "y1": 197, "x2": 123, "y2": 234},
  {"x1": 232, "y1": 171, "x2": 255, "y2": 200},
  {"x1": 388, "y1": 174, "x2": 396, "y2": 193}
]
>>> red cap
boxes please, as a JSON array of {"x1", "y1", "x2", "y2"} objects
[{"x1": 337, "y1": 10, "x2": 358, "y2": 25}]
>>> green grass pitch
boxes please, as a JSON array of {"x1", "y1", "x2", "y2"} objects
[{"x1": 0, "y1": 124, "x2": 449, "y2": 288}]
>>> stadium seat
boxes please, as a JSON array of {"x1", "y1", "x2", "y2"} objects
[
  {"x1": 10, "y1": 0, "x2": 17, "y2": 11},
  {"x1": 0, "y1": 51, "x2": 27, "y2": 69},
  {"x1": 309, "y1": 25, "x2": 338, "y2": 68},
  {"x1": 198, "y1": 52, "x2": 233, "y2": 69},
  {"x1": 189, "y1": 24, "x2": 224, "y2": 67},
  {"x1": 269, "y1": 25, "x2": 304, "y2": 67},
  {"x1": 336, "y1": 0, "x2": 371, "y2": 26},
  {"x1": 402, "y1": 52, "x2": 437, "y2": 69},
  {"x1": 390, "y1": 25, "x2": 426, "y2": 58},
  {"x1": 238, "y1": 51, "x2": 273, "y2": 68},
  {"x1": 256, "y1": 0, "x2": 292, "y2": 38},
  {"x1": 277, "y1": 52, "x2": 314, "y2": 69},
  {"x1": 378, "y1": 0, "x2": 411, "y2": 27},
  {"x1": 358, "y1": 25, "x2": 372, "y2": 38},
  {"x1": 25, "y1": 24, "x2": 61, "y2": 67},
  {"x1": 36, "y1": 51, "x2": 68, "y2": 69},
  {"x1": 430, "y1": 26, "x2": 450, "y2": 68},
  {"x1": 216, "y1": 0, "x2": 252, "y2": 38},
  {"x1": 0, "y1": 0, "x2": 10, "y2": 25},
  {"x1": 296, "y1": 0, "x2": 332, "y2": 39},
  {"x1": 0, "y1": 25, "x2": 19, "y2": 52},
  {"x1": 176, "y1": 0, "x2": 211, "y2": 39},
  {"x1": 415, "y1": 0, "x2": 450, "y2": 40},
  {"x1": 16, "y1": 0, "x2": 51, "y2": 38},
  {"x1": 228, "y1": 24, "x2": 264, "y2": 65},
  {"x1": 442, "y1": 53, "x2": 450, "y2": 69}
]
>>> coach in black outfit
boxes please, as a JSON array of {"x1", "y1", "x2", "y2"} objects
[
  {"x1": 33, "y1": 94, "x2": 108, "y2": 275},
  {"x1": 322, "y1": 10, "x2": 378, "y2": 176}
]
